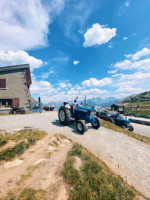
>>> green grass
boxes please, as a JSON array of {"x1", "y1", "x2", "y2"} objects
[
  {"x1": 62, "y1": 143, "x2": 144, "y2": 200},
  {"x1": 101, "y1": 119, "x2": 150, "y2": 145},
  {"x1": 1, "y1": 188, "x2": 46, "y2": 200},
  {"x1": 0, "y1": 129, "x2": 47, "y2": 161},
  {"x1": 0, "y1": 140, "x2": 7, "y2": 147},
  {"x1": 124, "y1": 107, "x2": 150, "y2": 118},
  {"x1": 0, "y1": 128, "x2": 46, "y2": 142}
]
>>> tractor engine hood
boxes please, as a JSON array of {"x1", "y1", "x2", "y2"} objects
[
  {"x1": 116, "y1": 117, "x2": 130, "y2": 123},
  {"x1": 76, "y1": 105, "x2": 95, "y2": 112}
]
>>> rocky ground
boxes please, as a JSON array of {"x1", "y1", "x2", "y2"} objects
[
  {"x1": 0, "y1": 112, "x2": 150, "y2": 198},
  {"x1": 0, "y1": 134, "x2": 73, "y2": 199}
]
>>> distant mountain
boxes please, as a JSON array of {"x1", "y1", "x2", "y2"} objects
[
  {"x1": 121, "y1": 90, "x2": 150, "y2": 104},
  {"x1": 49, "y1": 97, "x2": 120, "y2": 109}
]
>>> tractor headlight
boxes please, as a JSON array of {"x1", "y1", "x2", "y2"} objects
[{"x1": 90, "y1": 111, "x2": 96, "y2": 118}]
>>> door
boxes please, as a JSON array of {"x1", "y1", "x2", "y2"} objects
[{"x1": 13, "y1": 98, "x2": 19, "y2": 108}]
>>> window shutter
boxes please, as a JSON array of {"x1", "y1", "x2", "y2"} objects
[{"x1": 0, "y1": 79, "x2": 6, "y2": 88}]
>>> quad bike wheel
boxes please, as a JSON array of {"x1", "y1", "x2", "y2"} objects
[
  {"x1": 128, "y1": 125, "x2": 134, "y2": 132},
  {"x1": 91, "y1": 117, "x2": 101, "y2": 129},
  {"x1": 58, "y1": 107, "x2": 71, "y2": 125},
  {"x1": 76, "y1": 120, "x2": 87, "y2": 134},
  {"x1": 9, "y1": 110, "x2": 14, "y2": 114},
  {"x1": 21, "y1": 110, "x2": 25, "y2": 114}
]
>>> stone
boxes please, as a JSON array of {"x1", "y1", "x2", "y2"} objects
[
  {"x1": 73, "y1": 156, "x2": 82, "y2": 171},
  {"x1": 64, "y1": 139, "x2": 71, "y2": 144},
  {"x1": 47, "y1": 146, "x2": 57, "y2": 152},
  {"x1": 34, "y1": 158, "x2": 46, "y2": 166},
  {"x1": 4, "y1": 159, "x2": 23, "y2": 169},
  {"x1": 49, "y1": 137, "x2": 57, "y2": 142},
  {"x1": 52, "y1": 162, "x2": 58, "y2": 166},
  {"x1": 60, "y1": 144, "x2": 65, "y2": 148},
  {"x1": 29, "y1": 149, "x2": 34, "y2": 153}
]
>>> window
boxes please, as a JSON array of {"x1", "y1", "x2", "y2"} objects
[
  {"x1": 119, "y1": 107, "x2": 123, "y2": 111},
  {"x1": 0, "y1": 79, "x2": 6, "y2": 89},
  {"x1": 0, "y1": 99, "x2": 12, "y2": 108}
]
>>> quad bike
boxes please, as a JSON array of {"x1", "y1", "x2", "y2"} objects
[
  {"x1": 58, "y1": 97, "x2": 101, "y2": 134},
  {"x1": 9, "y1": 107, "x2": 26, "y2": 114}
]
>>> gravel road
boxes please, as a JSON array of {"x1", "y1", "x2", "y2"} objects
[
  {"x1": 132, "y1": 122, "x2": 150, "y2": 137},
  {"x1": 0, "y1": 112, "x2": 150, "y2": 198}
]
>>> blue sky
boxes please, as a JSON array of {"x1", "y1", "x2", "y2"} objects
[{"x1": 0, "y1": 0, "x2": 150, "y2": 103}]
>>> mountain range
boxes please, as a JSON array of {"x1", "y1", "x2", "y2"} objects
[{"x1": 48, "y1": 97, "x2": 120, "y2": 109}]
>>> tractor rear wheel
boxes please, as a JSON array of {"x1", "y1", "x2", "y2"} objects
[
  {"x1": 106, "y1": 117, "x2": 114, "y2": 123},
  {"x1": 76, "y1": 120, "x2": 87, "y2": 134},
  {"x1": 58, "y1": 107, "x2": 71, "y2": 125},
  {"x1": 91, "y1": 117, "x2": 101, "y2": 129}
]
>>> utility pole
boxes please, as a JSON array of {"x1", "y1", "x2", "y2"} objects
[{"x1": 84, "y1": 96, "x2": 87, "y2": 107}]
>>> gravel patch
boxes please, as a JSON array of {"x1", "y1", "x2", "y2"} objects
[{"x1": 0, "y1": 112, "x2": 150, "y2": 198}]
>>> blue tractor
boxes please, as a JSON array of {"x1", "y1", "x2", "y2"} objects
[
  {"x1": 97, "y1": 110, "x2": 134, "y2": 131},
  {"x1": 58, "y1": 97, "x2": 101, "y2": 134}
]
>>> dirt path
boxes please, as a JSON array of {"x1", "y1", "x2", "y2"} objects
[
  {"x1": 0, "y1": 112, "x2": 150, "y2": 198},
  {"x1": 0, "y1": 135, "x2": 73, "y2": 199}
]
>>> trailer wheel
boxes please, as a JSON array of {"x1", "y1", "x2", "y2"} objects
[
  {"x1": 91, "y1": 117, "x2": 101, "y2": 129},
  {"x1": 58, "y1": 107, "x2": 71, "y2": 125},
  {"x1": 76, "y1": 120, "x2": 87, "y2": 134}
]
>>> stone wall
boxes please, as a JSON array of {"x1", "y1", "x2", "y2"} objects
[{"x1": 0, "y1": 70, "x2": 31, "y2": 112}]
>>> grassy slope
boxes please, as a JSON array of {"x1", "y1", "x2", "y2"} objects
[
  {"x1": 0, "y1": 128, "x2": 47, "y2": 161},
  {"x1": 63, "y1": 143, "x2": 145, "y2": 200},
  {"x1": 101, "y1": 119, "x2": 150, "y2": 145}
]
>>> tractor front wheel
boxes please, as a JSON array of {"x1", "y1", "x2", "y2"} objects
[
  {"x1": 91, "y1": 117, "x2": 101, "y2": 129},
  {"x1": 76, "y1": 120, "x2": 87, "y2": 134},
  {"x1": 58, "y1": 107, "x2": 71, "y2": 125},
  {"x1": 128, "y1": 125, "x2": 134, "y2": 132}
]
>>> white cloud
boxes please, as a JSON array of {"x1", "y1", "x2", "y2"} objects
[
  {"x1": 81, "y1": 77, "x2": 112, "y2": 87},
  {"x1": 80, "y1": 88, "x2": 107, "y2": 95},
  {"x1": 123, "y1": 37, "x2": 128, "y2": 40},
  {"x1": 67, "y1": 89, "x2": 79, "y2": 95},
  {"x1": 108, "y1": 69, "x2": 118, "y2": 74},
  {"x1": 114, "y1": 72, "x2": 150, "y2": 94},
  {"x1": 114, "y1": 58, "x2": 150, "y2": 70},
  {"x1": 116, "y1": 86, "x2": 142, "y2": 93},
  {"x1": 83, "y1": 23, "x2": 116, "y2": 47},
  {"x1": 0, "y1": 50, "x2": 44, "y2": 70},
  {"x1": 112, "y1": 73, "x2": 123, "y2": 77},
  {"x1": 125, "y1": 47, "x2": 150, "y2": 60},
  {"x1": 114, "y1": 86, "x2": 143, "y2": 99},
  {"x1": 124, "y1": 1, "x2": 130, "y2": 7},
  {"x1": 73, "y1": 60, "x2": 80, "y2": 65},
  {"x1": 59, "y1": 0, "x2": 96, "y2": 42},
  {"x1": 59, "y1": 82, "x2": 72, "y2": 88},
  {"x1": 119, "y1": 71, "x2": 150, "y2": 81},
  {"x1": 0, "y1": 0, "x2": 65, "y2": 51},
  {"x1": 31, "y1": 79, "x2": 55, "y2": 96},
  {"x1": 41, "y1": 68, "x2": 56, "y2": 79}
]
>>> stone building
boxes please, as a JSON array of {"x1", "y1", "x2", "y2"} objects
[
  {"x1": 0, "y1": 64, "x2": 32, "y2": 113},
  {"x1": 110, "y1": 104, "x2": 125, "y2": 114}
]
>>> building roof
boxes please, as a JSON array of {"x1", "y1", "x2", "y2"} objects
[
  {"x1": 0, "y1": 64, "x2": 32, "y2": 87},
  {"x1": 111, "y1": 104, "x2": 124, "y2": 107},
  {"x1": 0, "y1": 64, "x2": 29, "y2": 72}
]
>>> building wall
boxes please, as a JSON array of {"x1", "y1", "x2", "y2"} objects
[{"x1": 0, "y1": 70, "x2": 31, "y2": 112}]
